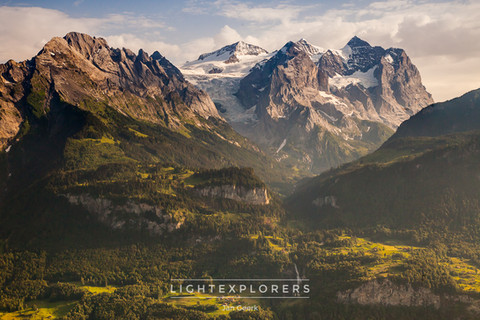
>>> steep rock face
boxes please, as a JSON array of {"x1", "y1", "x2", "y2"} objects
[
  {"x1": 0, "y1": 100, "x2": 22, "y2": 150},
  {"x1": 196, "y1": 185, "x2": 270, "y2": 205},
  {"x1": 237, "y1": 40, "x2": 329, "y2": 115},
  {"x1": 322, "y1": 39, "x2": 433, "y2": 128},
  {"x1": 0, "y1": 32, "x2": 219, "y2": 150},
  {"x1": 66, "y1": 194, "x2": 184, "y2": 235},
  {"x1": 337, "y1": 279, "x2": 440, "y2": 308},
  {"x1": 0, "y1": 59, "x2": 32, "y2": 149}
]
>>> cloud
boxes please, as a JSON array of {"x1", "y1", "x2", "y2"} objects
[
  {"x1": 182, "y1": 0, "x2": 211, "y2": 14},
  {"x1": 105, "y1": 33, "x2": 182, "y2": 59},
  {"x1": 0, "y1": 6, "x2": 101, "y2": 62},
  {"x1": 216, "y1": 1, "x2": 305, "y2": 23},
  {"x1": 0, "y1": 6, "x2": 171, "y2": 63},
  {"x1": 180, "y1": 25, "x2": 243, "y2": 63},
  {"x1": 213, "y1": 25, "x2": 241, "y2": 47}
]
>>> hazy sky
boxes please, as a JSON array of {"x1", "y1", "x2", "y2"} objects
[{"x1": 0, "y1": 0, "x2": 479, "y2": 102}]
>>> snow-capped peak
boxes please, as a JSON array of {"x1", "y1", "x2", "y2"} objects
[
  {"x1": 196, "y1": 41, "x2": 268, "y2": 62},
  {"x1": 276, "y1": 38, "x2": 325, "y2": 61},
  {"x1": 293, "y1": 38, "x2": 324, "y2": 56}
]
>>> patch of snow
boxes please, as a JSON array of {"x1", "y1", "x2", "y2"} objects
[
  {"x1": 318, "y1": 110, "x2": 338, "y2": 122},
  {"x1": 385, "y1": 54, "x2": 394, "y2": 64},
  {"x1": 182, "y1": 52, "x2": 273, "y2": 78},
  {"x1": 275, "y1": 139, "x2": 287, "y2": 154},
  {"x1": 181, "y1": 50, "x2": 275, "y2": 125},
  {"x1": 330, "y1": 45, "x2": 352, "y2": 61},
  {"x1": 310, "y1": 53, "x2": 324, "y2": 62},
  {"x1": 329, "y1": 66, "x2": 378, "y2": 89},
  {"x1": 319, "y1": 91, "x2": 348, "y2": 108},
  {"x1": 295, "y1": 38, "x2": 325, "y2": 57},
  {"x1": 319, "y1": 91, "x2": 333, "y2": 98}
]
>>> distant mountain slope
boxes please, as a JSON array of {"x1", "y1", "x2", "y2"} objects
[
  {"x1": 183, "y1": 37, "x2": 432, "y2": 174},
  {"x1": 287, "y1": 89, "x2": 480, "y2": 240},
  {"x1": 389, "y1": 88, "x2": 480, "y2": 140}
]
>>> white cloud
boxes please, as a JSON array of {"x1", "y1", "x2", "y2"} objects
[
  {"x1": 213, "y1": 25, "x2": 241, "y2": 47},
  {"x1": 0, "y1": 6, "x2": 171, "y2": 63},
  {"x1": 0, "y1": 6, "x2": 101, "y2": 62},
  {"x1": 105, "y1": 33, "x2": 181, "y2": 59},
  {"x1": 179, "y1": 25, "x2": 242, "y2": 63},
  {"x1": 217, "y1": 1, "x2": 305, "y2": 23}
]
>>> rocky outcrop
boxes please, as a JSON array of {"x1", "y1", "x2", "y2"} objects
[
  {"x1": 236, "y1": 40, "x2": 329, "y2": 115},
  {"x1": 312, "y1": 195, "x2": 338, "y2": 208},
  {"x1": 337, "y1": 279, "x2": 441, "y2": 308},
  {"x1": 65, "y1": 194, "x2": 184, "y2": 235},
  {"x1": 196, "y1": 185, "x2": 270, "y2": 205},
  {"x1": 0, "y1": 32, "x2": 220, "y2": 151},
  {"x1": 0, "y1": 59, "x2": 32, "y2": 149},
  {"x1": 323, "y1": 41, "x2": 433, "y2": 128},
  {"x1": 0, "y1": 100, "x2": 22, "y2": 150}
]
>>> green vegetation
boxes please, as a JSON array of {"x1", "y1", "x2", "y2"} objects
[{"x1": 191, "y1": 167, "x2": 266, "y2": 189}]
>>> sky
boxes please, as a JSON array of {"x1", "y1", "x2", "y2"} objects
[{"x1": 0, "y1": 0, "x2": 479, "y2": 102}]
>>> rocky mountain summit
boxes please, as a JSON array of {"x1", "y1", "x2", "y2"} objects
[
  {"x1": 183, "y1": 36, "x2": 433, "y2": 173},
  {"x1": 0, "y1": 32, "x2": 219, "y2": 150}
]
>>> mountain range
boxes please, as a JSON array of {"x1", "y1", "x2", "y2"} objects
[{"x1": 182, "y1": 36, "x2": 433, "y2": 173}]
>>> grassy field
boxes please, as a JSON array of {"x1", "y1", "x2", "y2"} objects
[
  {"x1": 442, "y1": 257, "x2": 480, "y2": 293},
  {"x1": 0, "y1": 285, "x2": 118, "y2": 319},
  {"x1": 320, "y1": 235, "x2": 480, "y2": 291},
  {"x1": 79, "y1": 285, "x2": 117, "y2": 294},
  {"x1": 0, "y1": 300, "x2": 77, "y2": 320},
  {"x1": 249, "y1": 234, "x2": 292, "y2": 252}
]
